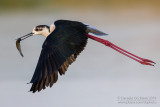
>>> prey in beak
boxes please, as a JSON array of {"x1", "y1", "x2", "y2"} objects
[{"x1": 16, "y1": 33, "x2": 33, "y2": 57}]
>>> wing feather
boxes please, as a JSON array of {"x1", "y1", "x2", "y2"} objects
[{"x1": 30, "y1": 20, "x2": 88, "y2": 93}]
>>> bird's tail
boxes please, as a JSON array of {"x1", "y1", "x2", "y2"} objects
[{"x1": 86, "y1": 25, "x2": 108, "y2": 36}]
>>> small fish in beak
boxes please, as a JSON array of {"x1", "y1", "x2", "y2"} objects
[
  {"x1": 16, "y1": 33, "x2": 33, "y2": 57},
  {"x1": 16, "y1": 38, "x2": 23, "y2": 57}
]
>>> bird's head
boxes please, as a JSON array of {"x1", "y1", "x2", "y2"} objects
[
  {"x1": 32, "y1": 25, "x2": 50, "y2": 37},
  {"x1": 17, "y1": 24, "x2": 55, "y2": 41}
]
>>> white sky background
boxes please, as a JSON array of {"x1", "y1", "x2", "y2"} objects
[{"x1": 0, "y1": 7, "x2": 160, "y2": 107}]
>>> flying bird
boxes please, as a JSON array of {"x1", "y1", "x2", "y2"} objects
[{"x1": 16, "y1": 20, "x2": 155, "y2": 93}]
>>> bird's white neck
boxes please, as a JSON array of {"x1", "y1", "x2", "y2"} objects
[
  {"x1": 50, "y1": 24, "x2": 55, "y2": 33},
  {"x1": 42, "y1": 32, "x2": 50, "y2": 37},
  {"x1": 43, "y1": 24, "x2": 55, "y2": 37}
]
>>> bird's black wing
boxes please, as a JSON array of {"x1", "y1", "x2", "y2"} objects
[{"x1": 30, "y1": 20, "x2": 88, "y2": 93}]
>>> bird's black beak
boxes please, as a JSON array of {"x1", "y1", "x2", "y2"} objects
[{"x1": 16, "y1": 32, "x2": 34, "y2": 41}]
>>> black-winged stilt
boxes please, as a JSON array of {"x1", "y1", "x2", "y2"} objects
[{"x1": 16, "y1": 20, "x2": 155, "y2": 93}]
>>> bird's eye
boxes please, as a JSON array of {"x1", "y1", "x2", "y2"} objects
[{"x1": 35, "y1": 28, "x2": 39, "y2": 31}]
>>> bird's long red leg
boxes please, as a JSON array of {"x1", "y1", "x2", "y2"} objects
[{"x1": 86, "y1": 34, "x2": 155, "y2": 66}]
